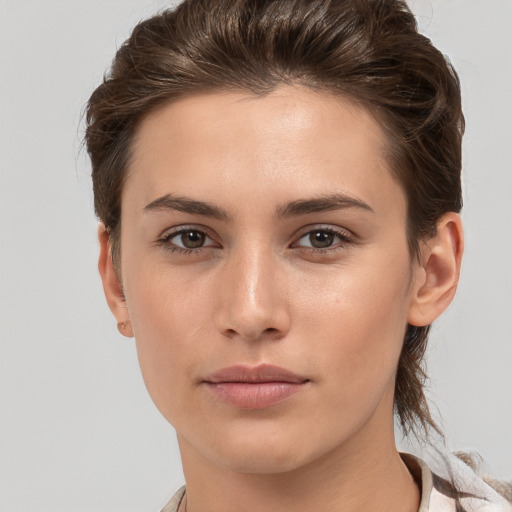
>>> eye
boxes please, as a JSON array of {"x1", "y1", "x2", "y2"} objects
[
  {"x1": 158, "y1": 227, "x2": 218, "y2": 252},
  {"x1": 293, "y1": 227, "x2": 352, "y2": 250},
  {"x1": 173, "y1": 229, "x2": 208, "y2": 249}
]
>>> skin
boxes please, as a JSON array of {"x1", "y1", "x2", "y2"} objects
[{"x1": 99, "y1": 86, "x2": 463, "y2": 512}]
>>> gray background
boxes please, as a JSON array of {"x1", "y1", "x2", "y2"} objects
[{"x1": 0, "y1": 0, "x2": 511, "y2": 510}]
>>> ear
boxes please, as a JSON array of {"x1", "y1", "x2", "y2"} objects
[
  {"x1": 98, "y1": 223, "x2": 134, "y2": 338},
  {"x1": 408, "y1": 212, "x2": 464, "y2": 327}
]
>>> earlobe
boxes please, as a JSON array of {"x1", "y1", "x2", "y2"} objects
[
  {"x1": 407, "y1": 213, "x2": 464, "y2": 327},
  {"x1": 97, "y1": 223, "x2": 134, "y2": 338}
]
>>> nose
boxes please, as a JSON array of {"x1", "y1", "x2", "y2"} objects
[{"x1": 215, "y1": 244, "x2": 291, "y2": 342}]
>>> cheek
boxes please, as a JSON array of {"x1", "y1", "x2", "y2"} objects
[
  {"x1": 292, "y1": 253, "x2": 412, "y2": 406},
  {"x1": 123, "y1": 264, "x2": 214, "y2": 418}
]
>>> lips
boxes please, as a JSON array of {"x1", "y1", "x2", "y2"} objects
[{"x1": 202, "y1": 364, "x2": 309, "y2": 409}]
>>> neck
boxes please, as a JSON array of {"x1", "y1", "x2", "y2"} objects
[{"x1": 178, "y1": 403, "x2": 420, "y2": 512}]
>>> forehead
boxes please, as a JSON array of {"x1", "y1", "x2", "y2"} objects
[{"x1": 125, "y1": 86, "x2": 405, "y2": 218}]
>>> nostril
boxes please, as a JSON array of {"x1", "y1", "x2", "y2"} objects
[
  {"x1": 224, "y1": 328, "x2": 238, "y2": 338},
  {"x1": 221, "y1": 326, "x2": 285, "y2": 342},
  {"x1": 264, "y1": 327, "x2": 286, "y2": 342}
]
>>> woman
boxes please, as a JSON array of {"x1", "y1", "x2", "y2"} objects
[{"x1": 85, "y1": 1, "x2": 512, "y2": 511}]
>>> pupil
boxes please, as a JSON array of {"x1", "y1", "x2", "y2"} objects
[
  {"x1": 182, "y1": 231, "x2": 205, "y2": 248},
  {"x1": 310, "y1": 231, "x2": 334, "y2": 248}
]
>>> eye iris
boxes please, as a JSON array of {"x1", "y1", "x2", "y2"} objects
[
  {"x1": 309, "y1": 231, "x2": 335, "y2": 248},
  {"x1": 181, "y1": 231, "x2": 205, "y2": 248}
]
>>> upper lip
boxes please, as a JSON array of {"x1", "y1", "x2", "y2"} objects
[{"x1": 203, "y1": 364, "x2": 309, "y2": 384}]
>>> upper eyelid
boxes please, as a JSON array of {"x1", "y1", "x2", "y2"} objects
[
  {"x1": 292, "y1": 224, "x2": 355, "y2": 240},
  {"x1": 158, "y1": 224, "x2": 216, "y2": 240}
]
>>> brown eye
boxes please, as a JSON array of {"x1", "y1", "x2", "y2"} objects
[
  {"x1": 293, "y1": 227, "x2": 352, "y2": 251},
  {"x1": 309, "y1": 231, "x2": 335, "y2": 248},
  {"x1": 180, "y1": 230, "x2": 206, "y2": 248},
  {"x1": 173, "y1": 229, "x2": 206, "y2": 249},
  {"x1": 162, "y1": 228, "x2": 217, "y2": 251}
]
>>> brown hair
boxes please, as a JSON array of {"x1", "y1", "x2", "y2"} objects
[{"x1": 85, "y1": 0, "x2": 464, "y2": 437}]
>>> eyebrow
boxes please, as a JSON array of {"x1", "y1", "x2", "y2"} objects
[
  {"x1": 276, "y1": 194, "x2": 374, "y2": 218},
  {"x1": 143, "y1": 194, "x2": 230, "y2": 220},
  {"x1": 143, "y1": 193, "x2": 374, "y2": 220}
]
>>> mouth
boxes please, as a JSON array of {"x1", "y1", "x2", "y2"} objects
[{"x1": 202, "y1": 364, "x2": 310, "y2": 409}]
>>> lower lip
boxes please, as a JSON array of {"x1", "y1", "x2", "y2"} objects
[{"x1": 204, "y1": 382, "x2": 306, "y2": 409}]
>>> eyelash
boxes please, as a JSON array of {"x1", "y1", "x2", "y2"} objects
[
  {"x1": 292, "y1": 227, "x2": 354, "y2": 253},
  {"x1": 156, "y1": 225, "x2": 354, "y2": 255},
  {"x1": 156, "y1": 226, "x2": 217, "y2": 255}
]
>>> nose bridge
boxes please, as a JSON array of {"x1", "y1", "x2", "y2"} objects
[
  {"x1": 216, "y1": 239, "x2": 289, "y2": 340},
  {"x1": 239, "y1": 241, "x2": 272, "y2": 311}
]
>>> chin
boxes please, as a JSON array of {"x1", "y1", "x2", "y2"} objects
[
  {"x1": 215, "y1": 444, "x2": 312, "y2": 475},
  {"x1": 191, "y1": 423, "x2": 335, "y2": 475}
]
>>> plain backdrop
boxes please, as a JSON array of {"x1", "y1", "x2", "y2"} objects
[{"x1": 0, "y1": 0, "x2": 511, "y2": 510}]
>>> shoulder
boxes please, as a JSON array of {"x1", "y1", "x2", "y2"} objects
[
  {"x1": 160, "y1": 485, "x2": 186, "y2": 512},
  {"x1": 402, "y1": 452, "x2": 512, "y2": 512},
  {"x1": 454, "y1": 452, "x2": 512, "y2": 505}
]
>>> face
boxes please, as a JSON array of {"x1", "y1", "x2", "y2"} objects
[{"x1": 116, "y1": 87, "x2": 421, "y2": 474}]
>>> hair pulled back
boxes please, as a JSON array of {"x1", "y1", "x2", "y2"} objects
[{"x1": 85, "y1": 0, "x2": 464, "y2": 437}]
